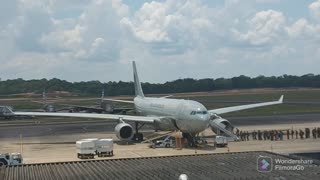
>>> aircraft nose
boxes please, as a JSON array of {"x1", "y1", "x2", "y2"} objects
[{"x1": 198, "y1": 114, "x2": 210, "y2": 122}]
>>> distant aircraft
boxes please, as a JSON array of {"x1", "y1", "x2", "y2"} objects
[
  {"x1": 60, "y1": 90, "x2": 133, "y2": 114},
  {"x1": 0, "y1": 106, "x2": 15, "y2": 119},
  {"x1": 32, "y1": 89, "x2": 132, "y2": 114},
  {"x1": 31, "y1": 90, "x2": 62, "y2": 112},
  {"x1": 11, "y1": 61, "x2": 284, "y2": 145}
]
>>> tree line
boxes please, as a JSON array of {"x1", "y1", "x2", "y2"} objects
[{"x1": 0, "y1": 74, "x2": 319, "y2": 96}]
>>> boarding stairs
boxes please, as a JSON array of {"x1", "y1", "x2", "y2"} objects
[{"x1": 209, "y1": 118, "x2": 239, "y2": 141}]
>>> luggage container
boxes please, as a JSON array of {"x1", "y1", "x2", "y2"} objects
[
  {"x1": 76, "y1": 140, "x2": 95, "y2": 159},
  {"x1": 96, "y1": 139, "x2": 113, "y2": 157}
]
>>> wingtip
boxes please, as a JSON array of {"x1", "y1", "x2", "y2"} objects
[{"x1": 279, "y1": 95, "x2": 284, "y2": 103}]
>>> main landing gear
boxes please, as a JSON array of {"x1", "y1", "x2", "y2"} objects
[
  {"x1": 182, "y1": 133, "x2": 197, "y2": 147},
  {"x1": 132, "y1": 122, "x2": 145, "y2": 142}
]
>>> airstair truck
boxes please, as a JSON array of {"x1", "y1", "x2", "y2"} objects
[
  {"x1": 76, "y1": 140, "x2": 95, "y2": 159},
  {"x1": 96, "y1": 139, "x2": 113, "y2": 157},
  {"x1": 0, "y1": 153, "x2": 23, "y2": 166}
]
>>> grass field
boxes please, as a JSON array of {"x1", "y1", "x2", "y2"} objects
[{"x1": 1, "y1": 88, "x2": 320, "y2": 116}]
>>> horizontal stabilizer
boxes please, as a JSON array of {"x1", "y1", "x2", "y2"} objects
[
  {"x1": 160, "y1": 95, "x2": 173, "y2": 99},
  {"x1": 103, "y1": 98, "x2": 134, "y2": 104}
]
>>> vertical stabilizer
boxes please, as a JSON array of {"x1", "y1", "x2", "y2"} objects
[
  {"x1": 100, "y1": 89, "x2": 105, "y2": 104},
  {"x1": 132, "y1": 61, "x2": 145, "y2": 97},
  {"x1": 42, "y1": 89, "x2": 47, "y2": 105}
]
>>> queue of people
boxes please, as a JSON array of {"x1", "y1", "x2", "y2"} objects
[{"x1": 235, "y1": 127, "x2": 320, "y2": 141}]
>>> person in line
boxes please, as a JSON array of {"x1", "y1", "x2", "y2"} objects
[
  {"x1": 270, "y1": 130, "x2": 274, "y2": 141},
  {"x1": 279, "y1": 131, "x2": 283, "y2": 140},
  {"x1": 312, "y1": 128, "x2": 317, "y2": 139},
  {"x1": 305, "y1": 128, "x2": 310, "y2": 139},
  {"x1": 299, "y1": 129, "x2": 304, "y2": 139},
  {"x1": 274, "y1": 130, "x2": 278, "y2": 141},
  {"x1": 286, "y1": 129, "x2": 290, "y2": 140}
]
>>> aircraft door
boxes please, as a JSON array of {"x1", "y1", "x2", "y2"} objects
[{"x1": 176, "y1": 103, "x2": 186, "y2": 119}]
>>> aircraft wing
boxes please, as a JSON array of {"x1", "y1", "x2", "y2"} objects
[
  {"x1": 13, "y1": 112, "x2": 156, "y2": 123},
  {"x1": 59, "y1": 104, "x2": 102, "y2": 110},
  {"x1": 208, "y1": 95, "x2": 284, "y2": 115},
  {"x1": 103, "y1": 99, "x2": 134, "y2": 104},
  {"x1": 160, "y1": 95, "x2": 173, "y2": 98}
]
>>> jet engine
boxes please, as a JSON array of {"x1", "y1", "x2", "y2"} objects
[
  {"x1": 114, "y1": 123, "x2": 134, "y2": 141},
  {"x1": 209, "y1": 116, "x2": 234, "y2": 134}
]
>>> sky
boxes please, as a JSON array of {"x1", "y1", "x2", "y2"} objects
[{"x1": 0, "y1": 0, "x2": 320, "y2": 83}]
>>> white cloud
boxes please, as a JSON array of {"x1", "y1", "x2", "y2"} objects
[
  {"x1": 286, "y1": 18, "x2": 320, "y2": 39},
  {"x1": 309, "y1": 0, "x2": 320, "y2": 20},
  {"x1": 0, "y1": 0, "x2": 320, "y2": 83},
  {"x1": 233, "y1": 10, "x2": 286, "y2": 45},
  {"x1": 120, "y1": 0, "x2": 215, "y2": 55}
]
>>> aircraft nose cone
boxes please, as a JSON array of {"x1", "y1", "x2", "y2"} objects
[{"x1": 199, "y1": 114, "x2": 210, "y2": 122}]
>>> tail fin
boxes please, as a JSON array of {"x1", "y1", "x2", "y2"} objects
[
  {"x1": 100, "y1": 89, "x2": 105, "y2": 104},
  {"x1": 132, "y1": 61, "x2": 145, "y2": 97},
  {"x1": 42, "y1": 89, "x2": 47, "y2": 105}
]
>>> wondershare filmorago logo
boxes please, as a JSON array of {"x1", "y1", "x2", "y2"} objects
[{"x1": 257, "y1": 156, "x2": 272, "y2": 172}]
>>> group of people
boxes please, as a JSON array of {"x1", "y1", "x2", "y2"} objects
[{"x1": 235, "y1": 127, "x2": 320, "y2": 141}]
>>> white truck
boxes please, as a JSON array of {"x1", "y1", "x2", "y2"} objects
[
  {"x1": 0, "y1": 153, "x2": 23, "y2": 166},
  {"x1": 149, "y1": 136, "x2": 174, "y2": 148},
  {"x1": 76, "y1": 140, "x2": 96, "y2": 159},
  {"x1": 96, "y1": 139, "x2": 113, "y2": 157},
  {"x1": 215, "y1": 135, "x2": 228, "y2": 147}
]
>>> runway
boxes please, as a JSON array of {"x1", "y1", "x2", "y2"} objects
[{"x1": 0, "y1": 113, "x2": 319, "y2": 138}]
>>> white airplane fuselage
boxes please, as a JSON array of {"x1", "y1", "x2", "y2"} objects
[{"x1": 134, "y1": 96, "x2": 210, "y2": 133}]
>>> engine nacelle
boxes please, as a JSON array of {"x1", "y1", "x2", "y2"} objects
[
  {"x1": 114, "y1": 123, "x2": 134, "y2": 141},
  {"x1": 209, "y1": 117, "x2": 234, "y2": 134}
]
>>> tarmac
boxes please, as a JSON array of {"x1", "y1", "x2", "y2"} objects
[
  {"x1": 0, "y1": 116, "x2": 319, "y2": 164},
  {"x1": 0, "y1": 113, "x2": 320, "y2": 179}
]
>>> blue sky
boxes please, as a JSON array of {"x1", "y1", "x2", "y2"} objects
[{"x1": 0, "y1": 0, "x2": 320, "y2": 83}]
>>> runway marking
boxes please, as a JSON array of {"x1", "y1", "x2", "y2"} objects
[{"x1": 130, "y1": 151, "x2": 142, "y2": 157}]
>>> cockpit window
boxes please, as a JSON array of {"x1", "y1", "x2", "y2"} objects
[
  {"x1": 190, "y1": 111, "x2": 196, "y2": 115},
  {"x1": 191, "y1": 111, "x2": 207, "y2": 115}
]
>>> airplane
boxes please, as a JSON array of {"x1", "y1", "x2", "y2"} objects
[
  {"x1": 32, "y1": 89, "x2": 133, "y2": 114},
  {"x1": 31, "y1": 90, "x2": 58, "y2": 112},
  {"x1": 8, "y1": 61, "x2": 284, "y2": 145},
  {"x1": 60, "y1": 90, "x2": 133, "y2": 114}
]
